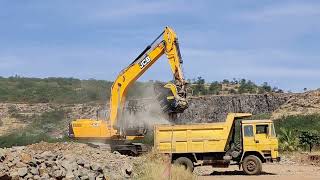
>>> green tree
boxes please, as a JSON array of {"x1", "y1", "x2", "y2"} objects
[
  {"x1": 238, "y1": 79, "x2": 257, "y2": 94},
  {"x1": 193, "y1": 77, "x2": 207, "y2": 95},
  {"x1": 208, "y1": 81, "x2": 222, "y2": 95},
  {"x1": 260, "y1": 82, "x2": 272, "y2": 93},
  {"x1": 222, "y1": 79, "x2": 229, "y2": 84},
  {"x1": 299, "y1": 131, "x2": 320, "y2": 152}
]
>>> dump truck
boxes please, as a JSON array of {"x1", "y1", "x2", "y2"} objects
[{"x1": 154, "y1": 113, "x2": 280, "y2": 175}]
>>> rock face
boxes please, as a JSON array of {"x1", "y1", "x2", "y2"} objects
[
  {"x1": 0, "y1": 103, "x2": 104, "y2": 136},
  {"x1": 272, "y1": 90, "x2": 320, "y2": 119},
  {"x1": 0, "y1": 142, "x2": 138, "y2": 180},
  {"x1": 178, "y1": 93, "x2": 291, "y2": 122},
  {"x1": 3, "y1": 91, "x2": 319, "y2": 136}
]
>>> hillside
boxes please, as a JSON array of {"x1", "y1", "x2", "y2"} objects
[
  {"x1": 2, "y1": 90, "x2": 320, "y2": 138},
  {"x1": 272, "y1": 90, "x2": 320, "y2": 119},
  {"x1": 0, "y1": 76, "x2": 282, "y2": 104},
  {"x1": 1, "y1": 76, "x2": 320, "y2": 151}
]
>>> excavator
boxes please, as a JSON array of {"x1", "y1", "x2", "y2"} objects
[{"x1": 68, "y1": 27, "x2": 188, "y2": 155}]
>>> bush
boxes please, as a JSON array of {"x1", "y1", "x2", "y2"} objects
[
  {"x1": 274, "y1": 114, "x2": 320, "y2": 133},
  {"x1": 278, "y1": 128, "x2": 299, "y2": 151},
  {"x1": 0, "y1": 76, "x2": 153, "y2": 104},
  {"x1": 274, "y1": 114, "x2": 320, "y2": 151},
  {"x1": 299, "y1": 131, "x2": 320, "y2": 152},
  {"x1": 208, "y1": 81, "x2": 222, "y2": 95},
  {"x1": 193, "y1": 77, "x2": 207, "y2": 95},
  {"x1": 133, "y1": 150, "x2": 195, "y2": 180},
  {"x1": 0, "y1": 109, "x2": 68, "y2": 148},
  {"x1": 8, "y1": 105, "x2": 30, "y2": 122}
]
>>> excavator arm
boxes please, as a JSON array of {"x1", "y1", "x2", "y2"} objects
[
  {"x1": 110, "y1": 27, "x2": 188, "y2": 135},
  {"x1": 69, "y1": 27, "x2": 188, "y2": 142}
]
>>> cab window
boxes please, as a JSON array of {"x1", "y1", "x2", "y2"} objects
[
  {"x1": 244, "y1": 125, "x2": 253, "y2": 137},
  {"x1": 256, "y1": 125, "x2": 269, "y2": 134}
]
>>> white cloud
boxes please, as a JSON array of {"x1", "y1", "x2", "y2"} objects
[
  {"x1": 90, "y1": 1, "x2": 190, "y2": 21},
  {"x1": 183, "y1": 48, "x2": 320, "y2": 79},
  {"x1": 237, "y1": 2, "x2": 320, "y2": 22}
]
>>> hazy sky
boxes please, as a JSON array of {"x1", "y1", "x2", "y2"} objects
[{"x1": 0, "y1": 0, "x2": 319, "y2": 92}]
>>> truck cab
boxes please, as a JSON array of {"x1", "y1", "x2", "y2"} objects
[
  {"x1": 242, "y1": 120, "x2": 279, "y2": 162},
  {"x1": 154, "y1": 113, "x2": 280, "y2": 175},
  {"x1": 239, "y1": 120, "x2": 280, "y2": 174}
]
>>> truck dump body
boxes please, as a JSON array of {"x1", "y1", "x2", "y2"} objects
[{"x1": 154, "y1": 113, "x2": 252, "y2": 153}]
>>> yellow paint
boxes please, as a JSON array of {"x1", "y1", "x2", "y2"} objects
[
  {"x1": 242, "y1": 120, "x2": 279, "y2": 159},
  {"x1": 70, "y1": 27, "x2": 187, "y2": 140},
  {"x1": 154, "y1": 113, "x2": 279, "y2": 160}
]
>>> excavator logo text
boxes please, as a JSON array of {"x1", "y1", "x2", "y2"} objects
[{"x1": 139, "y1": 56, "x2": 151, "y2": 69}]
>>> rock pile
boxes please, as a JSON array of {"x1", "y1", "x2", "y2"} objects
[
  {"x1": 0, "y1": 142, "x2": 139, "y2": 180},
  {"x1": 272, "y1": 90, "x2": 320, "y2": 119},
  {"x1": 178, "y1": 93, "x2": 290, "y2": 122}
]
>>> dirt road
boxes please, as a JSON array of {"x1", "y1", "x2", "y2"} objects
[{"x1": 196, "y1": 163, "x2": 320, "y2": 180}]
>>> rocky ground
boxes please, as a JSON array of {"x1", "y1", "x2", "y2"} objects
[
  {"x1": 0, "y1": 103, "x2": 103, "y2": 136},
  {"x1": 1, "y1": 142, "x2": 320, "y2": 180},
  {"x1": 0, "y1": 142, "x2": 139, "y2": 180},
  {"x1": 197, "y1": 153, "x2": 320, "y2": 180},
  {"x1": 272, "y1": 90, "x2": 320, "y2": 119}
]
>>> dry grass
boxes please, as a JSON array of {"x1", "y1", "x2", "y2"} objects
[{"x1": 133, "y1": 150, "x2": 196, "y2": 180}]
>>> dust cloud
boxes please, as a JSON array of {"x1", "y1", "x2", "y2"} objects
[{"x1": 121, "y1": 83, "x2": 171, "y2": 131}]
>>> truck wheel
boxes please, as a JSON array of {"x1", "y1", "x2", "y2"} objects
[
  {"x1": 242, "y1": 155, "x2": 262, "y2": 175},
  {"x1": 174, "y1": 157, "x2": 194, "y2": 172}
]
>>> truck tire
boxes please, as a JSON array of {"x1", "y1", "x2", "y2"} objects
[
  {"x1": 174, "y1": 157, "x2": 194, "y2": 172},
  {"x1": 242, "y1": 155, "x2": 262, "y2": 175}
]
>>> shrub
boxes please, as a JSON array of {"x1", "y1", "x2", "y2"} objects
[
  {"x1": 278, "y1": 128, "x2": 299, "y2": 151},
  {"x1": 133, "y1": 150, "x2": 195, "y2": 180},
  {"x1": 274, "y1": 114, "x2": 320, "y2": 151},
  {"x1": 274, "y1": 114, "x2": 320, "y2": 133},
  {"x1": 0, "y1": 109, "x2": 68, "y2": 148},
  {"x1": 208, "y1": 81, "x2": 222, "y2": 95},
  {"x1": 299, "y1": 131, "x2": 320, "y2": 152}
]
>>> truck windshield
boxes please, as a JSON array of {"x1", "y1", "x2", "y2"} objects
[{"x1": 271, "y1": 123, "x2": 276, "y2": 137}]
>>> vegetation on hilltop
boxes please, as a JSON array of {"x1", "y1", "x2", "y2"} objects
[
  {"x1": 0, "y1": 76, "x2": 283, "y2": 104},
  {"x1": 189, "y1": 77, "x2": 284, "y2": 96},
  {"x1": 0, "y1": 76, "x2": 152, "y2": 104}
]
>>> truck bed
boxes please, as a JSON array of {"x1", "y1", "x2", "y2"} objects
[{"x1": 154, "y1": 113, "x2": 251, "y2": 153}]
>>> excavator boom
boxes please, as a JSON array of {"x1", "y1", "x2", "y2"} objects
[
  {"x1": 69, "y1": 27, "x2": 188, "y2": 143},
  {"x1": 110, "y1": 27, "x2": 187, "y2": 132}
]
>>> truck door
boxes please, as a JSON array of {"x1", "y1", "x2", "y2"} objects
[
  {"x1": 242, "y1": 124, "x2": 256, "y2": 151},
  {"x1": 242, "y1": 123, "x2": 272, "y2": 156},
  {"x1": 255, "y1": 124, "x2": 272, "y2": 155}
]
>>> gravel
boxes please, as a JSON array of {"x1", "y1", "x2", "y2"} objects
[{"x1": 0, "y1": 142, "x2": 141, "y2": 179}]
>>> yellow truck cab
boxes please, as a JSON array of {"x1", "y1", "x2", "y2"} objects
[{"x1": 154, "y1": 113, "x2": 280, "y2": 175}]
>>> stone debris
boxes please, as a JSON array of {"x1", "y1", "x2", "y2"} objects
[
  {"x1": 0, "y1": 142, "x2": 140, "y2": 179},
  {"x1": 272, "y1": 90, "x2": 320, "y2": 119}
]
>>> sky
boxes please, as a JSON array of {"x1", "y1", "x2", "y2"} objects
[{"x1": 0, "y1": 0, "x2": 319, "y2": 92}]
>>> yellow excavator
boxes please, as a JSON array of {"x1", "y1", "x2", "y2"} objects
[{"x1": 68, "y1": 27, "x2": 188, "y2": 154}]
